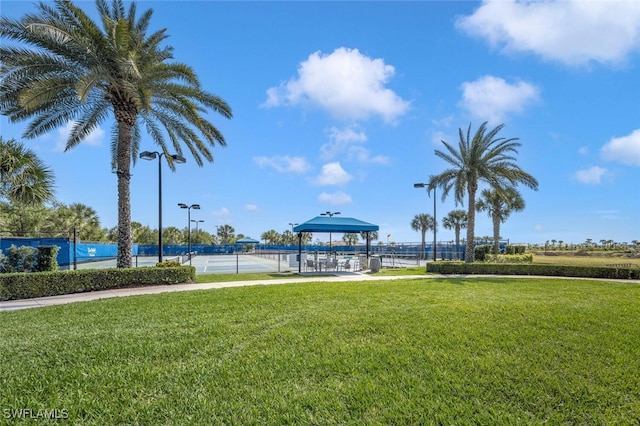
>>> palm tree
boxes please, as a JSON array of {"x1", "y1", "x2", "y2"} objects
[
  {"x1": 0, "y1": 137, "x2": 55, "y2": 206},
  {"x1": 343, "y1": 233, "x2": 359, "y2": 246},
  {"x1": 0, "y1": 0, "x2": 232, "y2": 267},
  {"x1": 442, "y1": 209, "x2": 468, "y2": 258},
  {"x1": 261, "y1": 229, "x2": 281, "y2": 245},
  {"x1": 217, "y1": 224, "x2": 235, "y2": 245},
  {"x1": 430, "y1": 122, "x2": 538, "y2": 262},
  {"x1": 476, "y1": 187, "x2": 525, "y2": 255},
  {"x1": 410, "y1": 213, "x2": 435, "y2": 260}
]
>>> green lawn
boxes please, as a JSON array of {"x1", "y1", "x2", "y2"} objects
[{"x1": 1, "y1": 278, "x2": 639, "y2": 424}]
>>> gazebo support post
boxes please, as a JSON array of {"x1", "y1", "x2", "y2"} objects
[{"x1": 298, "y1": 232, "x2": 302, "y2": 274}]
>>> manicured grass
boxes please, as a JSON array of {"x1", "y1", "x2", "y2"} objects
[{"x1": 1, "y1": 278, "x2": 639, "y2": 424}]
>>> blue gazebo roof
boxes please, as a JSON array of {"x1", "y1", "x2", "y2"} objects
[{"x1": 293, "y1": 216, "x2": 379, "y2": 233}]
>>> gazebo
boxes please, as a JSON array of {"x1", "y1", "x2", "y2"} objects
[{"x1": 292, "y1": 216, "x2": 379, "y2": 273}]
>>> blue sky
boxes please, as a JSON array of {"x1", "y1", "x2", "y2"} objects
[{"x1": 2, "y1": 0, "x2": 639, "y2": 245}]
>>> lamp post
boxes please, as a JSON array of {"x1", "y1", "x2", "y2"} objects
[
  {"x1": 191, "y1": 219, "x2": 204, "y2": 244},
  {"x1": 288, "y1": 222, "x2": 298, "y2": 231},
  {"x1": 320, "y1": 211, "x2": 340, "y2": 254},
  {"x1": 413, "y1": 183, "x2": 436, "y2": 262},
  {"x1": 178, "y1": 203, "x2": 200, "y2": 265},
  {"x1": 139, "y1": 151, "x2": 186, "y2": 263}
]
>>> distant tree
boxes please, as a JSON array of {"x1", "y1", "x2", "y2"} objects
[
  {"x1": 217, "y1": 224, "x2": 235, "y2": 245},
  {"x1": 131, "y1": 222, "x2": 155, "y2": 244},
  {"x1": 0, "y1": 202, "x2": 48, "y2": 236},
  {"x1": 411, "y1": 213, "x2": 435, "y2": 260},
  {"x1": 45, "y1": 202, "x2": 106, "y2": 241},
  {"x1": 261, "y1": 229, "x2": 281, "y2": 245},
  {"x1": 0, "y1": 0, "x2": 232, "y2": 267},
  {"x1": 343, "y1": 233, "x2": 359, "y2": 246},
  {"x1": 359, "y1": 230, "x2": 378, "y2": 245},
  {"x1": 430, "y1": 122, "x2": 538, "y2": 262},
  {"x1": 0, "y1": 137, "x2": 55, "y2": 206},
  {"x1": 163, "y1": 226, "x2": 184, "y2": 245},
  {"x1": 442, "y1": 209, "x2": 468, "y2": 251},
  {"x1": 475, "y1": 188, "x2": 525, "y2": 255}
]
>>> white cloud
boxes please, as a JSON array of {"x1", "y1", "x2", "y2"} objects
[
  {"x1": 600, "y1": 129, "x2": 640, "y2": 166},
  {"x1": 574, "y1": 166, "x2": 607, "y2": 184},
  {"x1": 457, "y1": 0, "x2": 640, "y2": 66},
  {"x1": 212, "y1": 207, "x2": 230, "y2": 216},
  {"x1": 321, "y1": 126, "x2": 368, "y2": 160},
  {"x1": 320, "y1": 126, "x2": 389, "y2": 164},
  {"x1": 253, "y1": 155, "x2": 312, "y2": 174},
  {"x1": 244, "y1": 204, "x2": 258, "y2": 211},
  {"x1": 460, "y1": 75, "x2": 540, "y2": 123},
  {"x1": 263, "y1": 47, "x2": 410, "y2": 123},
  {"x1": 56, "y1": 121, "x2": 105, "y2": 151},
  {"x1": 318, "y1": 191, "x2": 352, "y2": 205},
  {"x1": 313, "y1": 162, "x2": 352, "y2": 186}
]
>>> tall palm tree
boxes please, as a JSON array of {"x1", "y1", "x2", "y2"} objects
[
  {"x1": 430, "y1": 122, "x2": 538, "y2": 262},
  {"x1": 476, "y1": 187, "x2": 525, "y2": 255},
  {"x1": 410, "y1": 213, "x2": 435, "y2": 260},
  {"x1": 0, "y1": 137, "x2": 55, "y2": 206},
  {"x1": 0, "y1": 0, "x2": 232, "y2": 267},
  {"x1": 442, "y1": 209, "x2": 468, "y2": 257}
]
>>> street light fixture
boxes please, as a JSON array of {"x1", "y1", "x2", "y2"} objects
[
  {"x1": 288, "y1": 222, "x2": 298, "y2": 231},
  {"x1": 414, "y1": 182, "x2": 436, "y2": 262},
  {"x1": 191, "y1": 219, "x2": 204, "y2": 244},
  {"x1": 139, "y1": 150, "x2": 186, "y2": 263},
  {"x1": 178, "y1": 203, "x2": 200, "y2": 265},
  {"x1": 320, "y1": 211, "x2": 341, "y2": 254}
]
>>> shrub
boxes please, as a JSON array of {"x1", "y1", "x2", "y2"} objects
[
  {"x1": 35, "y1": 245, "x2": 59, "y2": 272},
  {"x1": 156, "y1": 261, "x2": 181, "y2": 268},
  {"x1": 485, "y1": 254, "x2": 533, "y2": 263},
  {"x1": 474, "y1": 245, "x2": 492, "y2": 261},
  {"x1": 1, "y1": 245, "x2": 38, "y2": 273},
  {"x1": 427, "y1": 262, "x2": 640, "y2": 280},
  {"x1": 505, "y1": 245, "x2": 526, "y2": 255},
  {"x1": 0, "y1": 266, "x2": 196, "y2": 301}
]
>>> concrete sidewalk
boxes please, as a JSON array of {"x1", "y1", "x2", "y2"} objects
[{"x1": 0, "y1": 273, "x2": 428, "y2": 312}]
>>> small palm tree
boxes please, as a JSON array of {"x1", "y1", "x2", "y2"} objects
[
  {"x1": 343, "y1": 233, "x2": 359, "y2": 246},
  {"x1": 217, "y1": 224, "x2": 235, "y2": 245},
  {"x1": 430, "y1": 122, "x2": 538, "y2": 262},
  {"x1": 476, "y1": 188, "x2": 525, "y2": 255},
  {"x1": 442, "y1": 209, "x2": 468, "y2": 257},
  {"x1": 0, "y1": 137, "x2": 55, "y2": 206},
  {"x1": 410, "y1": 213, "x2": 435, "y2": 259},
  {"x1": 1, "y1": 0, "x2": 232, "y2": 267}
]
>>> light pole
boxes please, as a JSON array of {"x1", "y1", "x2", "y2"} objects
[
  {"x1": 191, "y1": 219, "x2": 204, "y2": 244},
  {"x1": 288, "y1": 222, "x2": 298, "y2": 231},
  {"x1": 178, "y1": 203, "x2": 200, "y2": 265},
  {"x1": 320, "y1": 211, "x2": 340, "y2": 254},
  {"x1": 139, "y1": 151, "x2": 186, "y2": 263},
  {"x1": 414, "y1": 182, "x2": 436, "y2": 262}
]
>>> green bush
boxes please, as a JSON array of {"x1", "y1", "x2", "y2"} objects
[
  {"x1": 0, "y1": 266, "x2": 196, "y2": 301},
  {"x1": 427, "y1": 261, "x2": 640, "y2": 280},
  {"x1": 485, "y1": 254, "x2": 533, "y2": 263},
  {"x1": 1, "y1": 245, "x2": 37, "y2": 273},
  {"x1": 35, "y1": 245, "x2": 59, "y2": 272},
  {"x1": 474, "y1": 245, "x2": 492, "y2": 261},
  {"x1": 156, "y1": 260, "x2": 181, "y2": 268},
  {"x1": 505, "y1": 245, "x2": 527, "y2": 255}
]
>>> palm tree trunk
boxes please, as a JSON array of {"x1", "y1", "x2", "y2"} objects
[
  {"x1": 116, "y1": 121, "x2": 132, "y2": 268},
  {"x1": 492, "y1": 215, "x2": 501, "y2": 255},
  {"x1": 465, "y1": 184, "x2": 477, "y2": 262}
]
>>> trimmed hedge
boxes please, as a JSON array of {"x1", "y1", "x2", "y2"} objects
[
  {"x1": 427, "y1": 261, "x2": 640, "y2": 280},
  {"x1": 0, "y1": 266, "x2": 196, "y2": 301}
]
